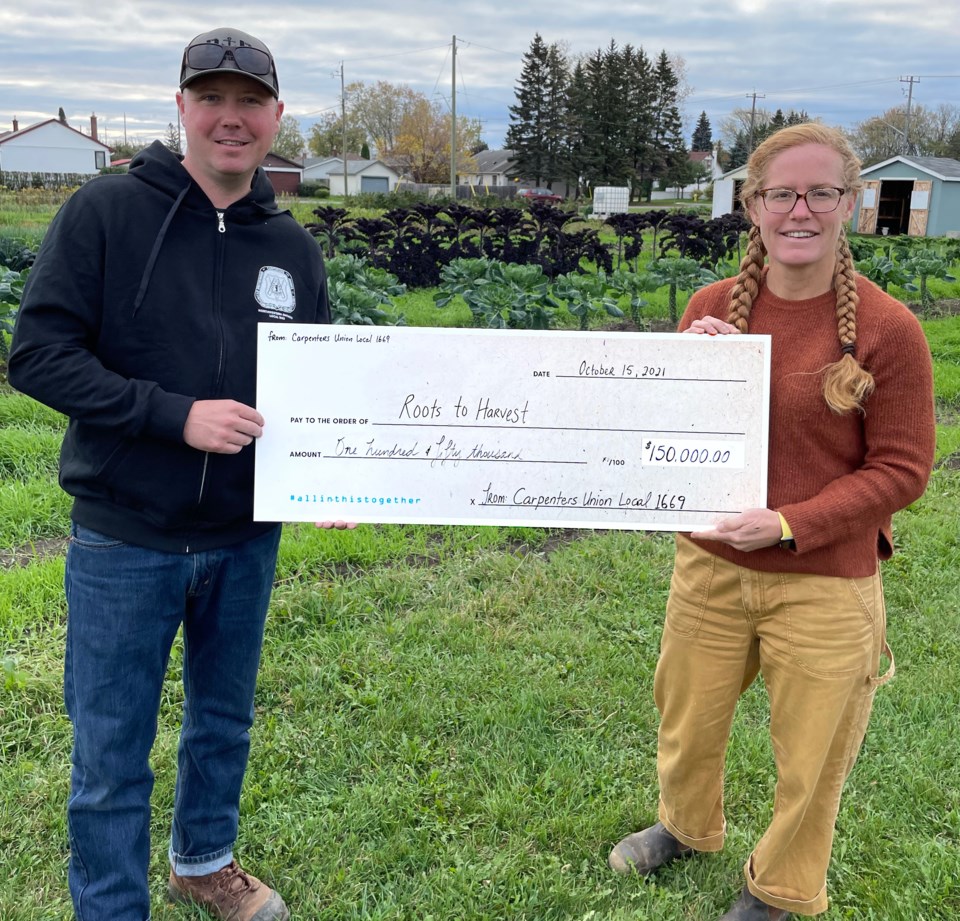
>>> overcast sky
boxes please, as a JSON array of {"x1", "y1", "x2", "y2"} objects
[{"x1": 2, "y1": 0, "x2": 958, "y2": 152}]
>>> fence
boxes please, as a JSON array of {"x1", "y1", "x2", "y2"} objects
[
  {"x1": 0, "y1": 171, "x2": 92, "y2": 191},
  {"x1": 395, "y1": 181, "x2": 518, "y2": 202}
]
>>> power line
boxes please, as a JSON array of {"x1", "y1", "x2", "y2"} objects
[
  {"x1": 456, "y1": 39, "x2": 526, "y2": 58},
  {"x1": 339, "y1": 44, "x2": 450, "y2": 66}
]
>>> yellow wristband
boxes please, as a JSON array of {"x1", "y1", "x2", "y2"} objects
[
  {"x1": 777, "y1": 512, "x2": 795, "y2": 550},
  {"x1": 777, "y1": 512, "x2": 793, "y2": 541}
]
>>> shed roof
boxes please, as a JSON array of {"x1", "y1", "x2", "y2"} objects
[
  {"x1": 262, "y1": 152, "x2": 303, "y2": 169},
  {"x1": 861, "y1": 155, "x2": 960, "y2": 181}
]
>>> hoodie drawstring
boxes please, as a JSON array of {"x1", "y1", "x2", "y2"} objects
[{"x1": 132, "y1": 183, "x2": 191, "y2": 316}]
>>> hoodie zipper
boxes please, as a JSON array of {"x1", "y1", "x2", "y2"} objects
[{"x1": 197, "y1": 210, "x2": 228, "y2": 512}]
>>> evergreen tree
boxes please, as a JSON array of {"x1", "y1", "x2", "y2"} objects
[
  {"x1": 726, "y1": 132, "x2": 750, "y2": 170},
  {"x1": 163, "y1": 122, "x2": 181, "y2": 155},
  {"x1": 580, "y1": 41, "x2": 632, "y2": 185},
  {"x1": 360, "y1": 141, "x2": 371, "y2": 160},
  {"x1": 506, "y1": 34, "x2": 559, "y2": 185},
  {"x1": 58, "y1": 106, "x2": 67, "y2": 124},
  {"x1": 646, "y1": 51, "x2": 686, "y2": 198},
  {"x1": 541, "y1": 42, "x2": 569, "y2": 187},
  {"x1": 769, "y1": 108, "x2": 787, "y2": 132},
  {"x1": 622, "y1": 44, "x2": 657, "y2": 201},
  {"x1": 561, "y1": 59, "x2": 593, "y2": 198},
  {"x1": 691, "y1": 111, "x2": 712, "y2": 151}
]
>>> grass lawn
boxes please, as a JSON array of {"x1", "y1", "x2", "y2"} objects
[{"x1": 1, "y1": 200, "x2": 959, "y2": 919}]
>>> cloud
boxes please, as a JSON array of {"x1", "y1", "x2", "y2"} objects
[{"x1": 1, "y1": 0, "x2": 958, "y2": 148}]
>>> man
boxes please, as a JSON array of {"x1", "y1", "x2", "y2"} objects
[{"x1": 9, "y1": 28, "x2": 330, "y2": 921}]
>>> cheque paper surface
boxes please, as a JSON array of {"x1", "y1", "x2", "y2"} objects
[{"x1": 254, "y1": 325, "x2": 770, "y2": 530}]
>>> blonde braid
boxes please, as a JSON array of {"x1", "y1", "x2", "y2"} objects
[
  {"x1": 726, "y1": 225, "x2": 766, "y2": 333},
  {"x1": 822, "y1": 229, "x2": 875, "y2": 414}
]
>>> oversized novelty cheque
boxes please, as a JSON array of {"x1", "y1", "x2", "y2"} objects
[{"x1": 254, "y1": 325, "x2": 770, "y2": 530}]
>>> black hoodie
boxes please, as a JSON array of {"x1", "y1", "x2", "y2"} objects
[{"x1": 9, "y1": 141, "x2": 330, "y2": 552}]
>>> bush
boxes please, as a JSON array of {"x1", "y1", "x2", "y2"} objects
[
  {"x1": 298, "y1": 181, "x2": 329, "y2": 198},
  {"x1": 350, "y1": 189, "x2": 436, "y2": 209}
]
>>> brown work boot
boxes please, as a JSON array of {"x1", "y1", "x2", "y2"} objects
[
  {"x1": 717, "y1": 887, "x2": 792, "y2": 920},
  {"x1": 608, "y1": 820, "x2": 695, "y2": 875},
  {"x1": 167, "y1": 860, "x2": 289, "y2": 921}
]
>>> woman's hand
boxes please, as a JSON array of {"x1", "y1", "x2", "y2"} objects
[
  {"x1": 315, "y1": 521, "x2": 357, "y2": 530},
  {"x1": 683, "y1": 316, "x2": 740, "y2": 336},
  {"x1": 690, "y1": 508, "x2": 782, "y2": 551}
]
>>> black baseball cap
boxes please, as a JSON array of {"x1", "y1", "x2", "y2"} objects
[{"x1": 179, "y1": 28, "x2": 279, "y2": 97}]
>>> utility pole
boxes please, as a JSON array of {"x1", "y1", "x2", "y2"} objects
[
  {"x1": 900, "y1": 75, "x2": 919, "y2": 155},
  {"x1": 340, "y1": 61, "x2": 348, "y2": 199},
  {"x1": 450, "y1": 35, "x2": 457, "y2": 199},
  {"x1": 746, "y1": 91, "x2": 765, "y2": 154}
]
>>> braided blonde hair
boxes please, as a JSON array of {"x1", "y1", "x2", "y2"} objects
[{"x1": 728, "y1": 123, "x2": 874, "y2": 414}]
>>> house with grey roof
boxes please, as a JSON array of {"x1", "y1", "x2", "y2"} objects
[
  {"x1": 852, "y1": 155, "x2": 960, "y2": 237},
  {"x1": 302, "y1": 156, "x2": 400, "y2": 195},
  {"x1": 459, "y1": 148, "x2": 575, "y2": 199},
  {"x1": 460, "y1": 148, "x2": 518, "y2": 190}
]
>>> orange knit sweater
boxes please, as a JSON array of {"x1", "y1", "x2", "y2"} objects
[{"x1": 679, "y1": 274, "x2": 935, "y2": 578}]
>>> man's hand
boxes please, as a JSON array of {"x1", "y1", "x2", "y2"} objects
[
  {"x1": 183, "y1": 400, "x2": 264, "y2": 454},
  {"x1": 690, "y1": 507, "x2": 782, "y2": 551},
  {"x1": 315, "y1": 521, "x2": 358, "y2": 530}
]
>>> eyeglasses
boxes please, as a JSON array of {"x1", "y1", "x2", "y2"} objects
[
  {"x1": 756, "y1": 187, "x2": 846, "y2": 213},
  {"x1": 185, "y1": 41, "x2": 273, "y2": 77}
]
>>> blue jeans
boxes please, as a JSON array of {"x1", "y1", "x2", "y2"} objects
[{"x1": 63, "y1": 522, "x2": 282, "y2": 921}]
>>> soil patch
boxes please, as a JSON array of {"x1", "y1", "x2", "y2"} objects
[{"x1": 1, "y1": 536, "x2": 69, "y2": 569}]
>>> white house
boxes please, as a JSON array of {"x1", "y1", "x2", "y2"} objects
[
  {"x1": 302, "y1": 156, "x2": 400, "y2": 195},
  {"x1": 0, "y1": 117, "x2": 112, "y2": 176}
]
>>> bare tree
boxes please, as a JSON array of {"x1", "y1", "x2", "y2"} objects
[
  {"x1": 849, "y1": 104, "x2": 960, "y2": 165},
  {"x1": 347, "y1": 80, "x2": 420, "y2": 157},
  {"x1": 718, "y1": 106, "x2": 772, "y2": 150}
]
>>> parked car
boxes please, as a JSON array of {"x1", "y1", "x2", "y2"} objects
[{"x1": 516, "y1": 187, "x2": 563, "y2": 204}]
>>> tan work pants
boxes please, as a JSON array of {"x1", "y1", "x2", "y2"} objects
[{"x1": 654, "y1": 537, "x2": 892, "y2": 916}]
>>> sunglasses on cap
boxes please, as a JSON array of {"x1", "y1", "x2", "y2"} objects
[{"x1": 184, "y1": 41, "x2": 272, "y2": 77}]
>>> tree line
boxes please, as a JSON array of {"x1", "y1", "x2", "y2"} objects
[
  {"x1": 505, "y1": 35, "x2": 689, "y2": 201},
  {"x1": 82, "y1": 35, "x2": 960, "y2": 186}
]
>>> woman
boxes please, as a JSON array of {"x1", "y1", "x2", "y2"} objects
[{"x1": 607, "y1": 124, "x2": 935, "y2": 920}]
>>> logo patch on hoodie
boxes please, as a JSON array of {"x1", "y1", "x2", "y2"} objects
[{"x1": 255, "y1": 266, "x2": 296, "y2": 317}]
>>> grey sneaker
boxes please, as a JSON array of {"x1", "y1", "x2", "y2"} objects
[
  {"x1": 608, "y1": 821, "x2": 695, "y2": 875},
  {"x1": 717, "y1": 887, "x2": 792, "y2": 921},
  {"x1": 167, "y1": 860, "x2": 289, "y2": 921}
]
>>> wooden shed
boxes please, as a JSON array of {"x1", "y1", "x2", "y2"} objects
[
  {"x1": 852, "y1": 156, "x2": 960, "y2": 237},
  {"x1": 710, "y1": 163, "x2": 749, "y2": 219}
]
